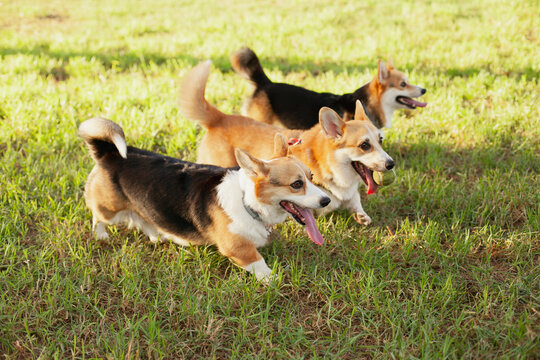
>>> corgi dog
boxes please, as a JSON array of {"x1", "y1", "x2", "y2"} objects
[
  {"x1": 79, "y1": 117, "x2": 330, "y2": 281},
  {"x1": 231, "y1": 47, "x2": 427, "y2": 129},
  {"x1": 178, "y1": 61, "x2": 394, "y2": 225}
]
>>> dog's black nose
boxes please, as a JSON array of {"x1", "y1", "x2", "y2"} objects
[
  {"x1": 320, "y1": 197, "x2": 331, "y2": 208},
  {"x1": 386, "y1": 159, "x2": 395, "y2": 170},
  {"x1": 420, "y1": 88, "x2": 426, "y2": 95}
]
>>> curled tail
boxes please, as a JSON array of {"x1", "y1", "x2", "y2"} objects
[
  {"x1": 230, "y1": 47, "x2": 271, "y2": 88},
  {"x1": 178, "y1": 60, "x2": 223, "y2": 128},
  {"x1": 79, "y1": 117, "x2": 127, "y2": 161}
]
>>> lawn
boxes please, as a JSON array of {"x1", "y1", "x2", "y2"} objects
[{"x1": 0, "y1": 0, "x2": 539, "y2": 358}]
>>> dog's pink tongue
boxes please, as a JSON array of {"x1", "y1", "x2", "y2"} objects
[
  {"x1": 366, "y1": 171, "x2": 379, "y2": 195},
  {"x1": 412, "y1": 99, "x2": 427, "y2": 107},
  {"x1": 298, "y1": 207, "x2": 324, "y2": 245},
  {"x1": 404, "y1": 97, "x2": 427, "y2": 108}
]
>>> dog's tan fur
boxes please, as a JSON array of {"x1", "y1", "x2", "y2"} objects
[
  {"x1": 81, "y1": 117, "x2": 327, "y2": 280},
  {"x1": 232, "y1": 49, "x2": 425, "y2": 130},
  {"x1": 242, "y1": 91, "x2": 280, "y2": 126},
  {"x1": 179, "y1": 61, "x2": 393, "y2": 224}
]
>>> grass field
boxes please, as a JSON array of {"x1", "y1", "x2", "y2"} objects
[{"x1": 1, "y1": 0, "x2": 539, "y2": 358}]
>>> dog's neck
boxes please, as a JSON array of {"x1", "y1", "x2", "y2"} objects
[
  {"x1": 237, "y1": 169, "x2": 287, "y2": 225},
  {"x1": 217, "y1": 169, "x2": 287, "y2": 228},
  {"x1": 242, "y1": 192, "x2": 262, "y2": 222},
  {"x1": 344, "y1": 80, "x2": 392, "y2": 129}
]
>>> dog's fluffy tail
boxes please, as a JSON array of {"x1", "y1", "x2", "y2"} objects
[
  {"x1": 178, "y1": 60, "x2": 224, "y2": 128},
  {"x1": 231, "y1": 47, "x2": 271, "y2": 88},
  {"x1": 79, "y1": 117, "x2": 128, "y2": 161}
]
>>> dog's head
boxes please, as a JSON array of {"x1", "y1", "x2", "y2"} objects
[
  {"x1": 377, "y1": 57, "x2": 427, "y2": 111},
  {"x1": 320, "y1": 101, "x2": 394, "y2": 194},
  {"x1": 234, "y1": 134, "x2": 330, "y2": 244}
]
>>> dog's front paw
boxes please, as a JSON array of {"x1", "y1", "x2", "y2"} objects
[
  {"x1": 254, "y1": 267, "x2": 275, "y2": 283},
  {"x1": 353, "y1": 212, "x2": 372, "y2": 226},
  {"x1": 244, "y1": 258, "x2": 276, "y2": 283},
  {"x1": 258, "y1": 271, "x2": 277, "y2": 284}
]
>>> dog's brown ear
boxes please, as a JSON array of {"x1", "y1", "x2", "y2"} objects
[
  {"x1": 319, "y1": 107, "x2": 345, "y2": 139},
  {"x1": 354, "y1": 100, "x2": 369, "y2": 121},
  {"x1": 378, "y1": 59, "x2": 389, "y2": 83},
  {"x1": 387, "y1": 55, "x2": 394, "y2": 70},
  {"x1": 273, "y1": 133, "x2": 289, "y2": 158},
  {"x1": 235, "y1": 148, "x2": 269, "y2": 177}
]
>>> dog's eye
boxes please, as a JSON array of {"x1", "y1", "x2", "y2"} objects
[
  {"x1": 310, "y1": 173, "x2": 313, "y2": 181},
  {"x1": 379, "y1": 137, "x2": 383, "y2": 144},
  {"x1": 400, "y1": 81, "x2": 406, "y2": 87},
  {"x1": 360, "y1": 142, "x2": 371, "y2": 151},
  {"x1": 290, "y1": 180, "x2": 304, "y2": 189}
]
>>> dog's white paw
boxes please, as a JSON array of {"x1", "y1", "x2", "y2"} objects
[
  {"x1": 353, "y1": 212, "x2": 372, "y2": 226},
  {"x1": 94, "y1": 222, "x2": 109, "y2": 240},
  {"x1": 244, "y1": 259, "x2": 275, "y2": 283},
  {"x1": 256, "y1": 269, "x2": 277, "y2": 284}
]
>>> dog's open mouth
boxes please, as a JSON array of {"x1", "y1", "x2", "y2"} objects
[
  {"x1": 280, "y1": 201, "x2": 324, "y2": 245},
  {"x1": 396, "y1": 96, "x2": 427, "y2": 109},
  {"x1": 352, "y1": 161, "x2": 379, "y2": 195}
]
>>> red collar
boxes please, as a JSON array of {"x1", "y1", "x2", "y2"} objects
[{"x1": 288, "y1": 138, "x2": 302, "y2": 146}]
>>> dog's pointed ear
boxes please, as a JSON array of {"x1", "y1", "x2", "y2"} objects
[
  {"x1": 273, "y1": 133, "x2": 289, "y2": 158},
  {"x1": 354, "y1": 100, "x2": 369, "y2": 121},
  {"x1": 235, "y1": 148, "x2": 268, "y2": 177},
  {"x1": 319, "y1": 107, "x2": 345, "y2": 139},
  {"x1": 387, "y1": 55, "x2": 394, "y2": 70},
  {"x1": 378, "y1": 59, "x2": 389, "y2": 83}
]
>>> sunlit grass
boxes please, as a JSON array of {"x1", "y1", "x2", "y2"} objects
[{"x1": 0, "y1": 0, "x2": 538, "y2": 358}]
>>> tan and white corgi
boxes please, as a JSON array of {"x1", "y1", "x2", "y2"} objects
[
  {"x1": 79, "y1": 117, "x2": 330, "y2": 281},
  {"x1": 231, "y1": 47, "x2": 427, "y2": 129},
  {"x1": 178, "y1": 61, "x2": 394, "y2": 225}
]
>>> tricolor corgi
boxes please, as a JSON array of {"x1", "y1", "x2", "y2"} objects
[
  {"x1": 178, "y1": 61, "x2": 394, "y2": 225},
  {"x1": 79, "y1": 118, "x2": 330, "y2": 281},
  {"x1": 231, "y1": 47, "x2": 427, "y2": 129}
]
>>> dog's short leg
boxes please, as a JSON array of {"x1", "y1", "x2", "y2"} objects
[
  {"x1": 345, "y1": 192, "x2": 372, "y2": 225},
  {"x1": 218, "y1": 239, "x2": 274, "y2": 282},
  {"x1": 140, "y1": 222, "x2": 159, "y2": 243},
  {"x1": 352, "y1": 212, "x2": 372, "y2": 226},
  {"x1": 243, "y1": 258, "x2": 273, "y2": 282},
  {"x1": 92, "y1": 217, "x2": 109, "y2": 240}
]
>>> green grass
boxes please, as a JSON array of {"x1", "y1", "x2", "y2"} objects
[{"x1": 1, "y1": 0, "x2": 539, "y2": 358}]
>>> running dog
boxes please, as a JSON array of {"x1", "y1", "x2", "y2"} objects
[
  {"x1": 79, "y1": 117, "x2": 330, "y2": 281},
  {"x1": 179, "y1": 61, "x2": 394, "y2": 225},
  {"x1": 231, "y1": 47, "x2": 427, "y2": 129}
]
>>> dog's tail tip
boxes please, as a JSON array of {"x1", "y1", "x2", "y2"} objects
[
  {"x1": 178, "y1": 61, "x2": 222, "y2": 127},
  {"x1": 111, "y1": 132, "x2": 127, "y2": 159},
  {"x1": 231, "y1": 47, "x2": 271, "y2": 86},
  {"x1": 79, "y1": 117, "x2": 127, "y2": 161}
]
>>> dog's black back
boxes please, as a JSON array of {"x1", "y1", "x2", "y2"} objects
[
  {"x1": 232, "y1": 48, "x2": 363, "y2": 130},
  {"x1": 261, "y1": 84, "x2": 349, "y2": 129},
  {"x1": 100, "y1": 146, "x2": 232, "y2": 240}
]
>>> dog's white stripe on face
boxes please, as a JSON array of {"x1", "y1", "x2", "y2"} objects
[
  {"x1": 380, "y1": 85, "x2": 426, "y2": 128},
  {"x1": 281, "y1": 163, "x2": 328, "y2": 210}
]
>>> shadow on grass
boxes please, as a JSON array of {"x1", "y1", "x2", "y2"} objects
[
  {"x1": 389, "y1": 137, "x2": 540, "y2": 176},
  {"x1": 4, "y1": 43, "x2": 538, "y2": 80},
  {"x1": 0, "y1": 43, "x2": 376, "y2": 76},
  {"x1": 367, "y1": 136, "x2": 539, "y2": 232}
]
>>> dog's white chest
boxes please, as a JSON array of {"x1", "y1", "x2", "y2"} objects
[
  {"x1": 216, "y1": 170, "x2": 271, "y2": 248},
  {"x1": 228, "y1": 220, "x2": 270, "y2": 248}
]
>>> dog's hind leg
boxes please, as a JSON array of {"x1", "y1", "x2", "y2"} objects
[{"x1": 92, "y1": 216, "x2": 109, "y2": 240}]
